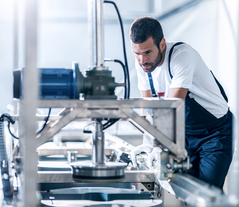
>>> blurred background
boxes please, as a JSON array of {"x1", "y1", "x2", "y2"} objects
[{"x1": 0, "y1": 0, "x2": 238, "y2": 113}]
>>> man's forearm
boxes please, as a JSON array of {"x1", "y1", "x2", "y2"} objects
[
  {"x1": 168, "y1": 88, "x2": 188, "y2": 99},
  {"x1": 141, "y1": 90, "x2": 152, "y2": 97}
]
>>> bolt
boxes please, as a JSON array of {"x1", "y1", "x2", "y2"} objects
[
  {"x1": 3, "y1": 173, "x2": 8, "y2": 180},
  {"x1": 2, "y1": 160, "x2": 7, "y2": 168},
  {"x1": 166, "y1": 164, "x2": 171, "y2": 169}
]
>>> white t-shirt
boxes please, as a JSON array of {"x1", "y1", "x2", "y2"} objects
[{"x1": 135, "y1": 42, "x2": 228, "y2": 118}]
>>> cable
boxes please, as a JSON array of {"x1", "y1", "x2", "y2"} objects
[
  {"x1": 36, "y1": 108, "x2": 52, "y2": 134},
  {"x1": 7, "y1": 122, "x2": 18, "y2": 140},
  {"x1": 103, "y1": 1, "x2": 130, "y2": 131},
  {"x1": 0, "y1": 114, "x2": 18, "y2": 140},
  {"x1": 105, "y1": 59, "x2": 129, "y2": 99},
  {"x1": 83, "y1": 122, "x2": 95, "y2": 134},
  {"x1": 0, "y1": 107, "x2": 51, "y2": 139},
  {"x1": 103, "y1": 59, "x2": 130, "y2": 130},
  {"x1": 104, "y1": 1, "x2": 130, "y2": 93},
  {"x1": 114, "y1": 59, "x2": 130, "y2": 99}
]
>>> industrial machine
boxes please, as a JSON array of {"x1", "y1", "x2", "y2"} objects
[{"x1": 0, "y1": 0, "x2": 237, "y2": 207}]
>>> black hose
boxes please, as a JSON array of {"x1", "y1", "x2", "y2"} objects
[
  {"x1": 105, "y1": 59, "x2": 129, "y2": 99},
  {"x1": 36, "y1": 108, "x2": 52, "y2": 134},
  {"x1": 7, "y1": 122, "x2": 18, "y2": 140},
  {"x1": 103, "y1": 1, "x2": 130, "y2": 131},
  {"x1": 0, "y1": 114, "x2": 18, "y2": 139},
  {"x1": 114, "y1": 59, "x2": 130, "y2": 99},
  {"x1": 0, "y1": 107, "x2": 52, "y2": 139},
  {"x1": 104, "y1": 1, "x2": 130, "y2": 94},
  {"x1": 102, "y1": 59, "x2": 130, "y2": 130}
]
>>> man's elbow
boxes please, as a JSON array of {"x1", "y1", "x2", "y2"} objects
[{"x1": 168, "y1": 88, "x2": 188, "y2": 99}]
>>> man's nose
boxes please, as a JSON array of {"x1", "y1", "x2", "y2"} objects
[{"x1": 139, "y1": 55, "x2": 147, "y2": 65}]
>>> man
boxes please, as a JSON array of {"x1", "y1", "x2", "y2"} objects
[{"x1": 130, "y1": 17, "x2": 233, "y2": 188}]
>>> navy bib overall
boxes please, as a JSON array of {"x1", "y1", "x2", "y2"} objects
[{"x1": 148, "y1": 43, "x2": 233, "y2": 188}]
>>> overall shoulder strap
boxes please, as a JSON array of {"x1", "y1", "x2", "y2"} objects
[
  {"x1": 210, "y1": 71, "x2": 228, "y2": 102},
  {"x1": 147, "y1": 73, "x2": 157, "y2": 97},
  {"x1": 168, "y1": 42, "x2": 185, "y2": 79},
  {"x1": 147, "y1": 42, "x2": 185, "y2": 97}
]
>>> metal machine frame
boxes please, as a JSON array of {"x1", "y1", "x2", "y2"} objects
[{"x1": 36, "y1": 99, "x2": 186, "y2": 159}]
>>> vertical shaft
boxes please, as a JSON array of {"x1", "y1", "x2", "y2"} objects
[
  {"x1": 88, "y1": 0, "x2": 106, "y2": 70},
  {"x1": 13, "y1": 0, "x2": 19, "y2": 69},
  {"x1": 19, "y1": 0, "x2": 39, "y2": 206},
  {"x1": 92, "y1": 120, "x2": 105, "y2": 165}
]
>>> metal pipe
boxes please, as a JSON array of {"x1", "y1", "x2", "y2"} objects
[
  {"x1": 13, "y1": 0, "x2": 19, "y2": 69},
  {"x1": 148, "y1": 0, "x2": 155, "y2": 13},
  {"x1": 19, "y1": 0, "x2": 39, "y2": 206},
  {"x1": 92, "y1": 120, "x2": 105, "y2": 165},
  {"x1": 88, "y1": 0, "x2": 106, "y2": 70}
]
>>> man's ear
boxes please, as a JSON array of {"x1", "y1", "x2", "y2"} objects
[{"x1": 159, "y1": 38, "x2": 166, "y2": 51}]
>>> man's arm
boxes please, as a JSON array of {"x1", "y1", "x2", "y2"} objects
[
  {"x1": 168, "y1": 88, "x2": 188, "y2": 99},
  {"x1": 140, "y1": 90, "x2": 152, "y2": 116},
  {"x1": 141, "y1": 90, "x2": 152, "y2": 98}
]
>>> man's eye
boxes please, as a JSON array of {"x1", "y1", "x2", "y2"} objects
[{"x1": 145, "y1": 51, "x2": 151, "y2": 54}]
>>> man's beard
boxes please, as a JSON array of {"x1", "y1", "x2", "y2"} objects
[{"x1": 140, "y1": 49, "x2": 163, "y2": 73}]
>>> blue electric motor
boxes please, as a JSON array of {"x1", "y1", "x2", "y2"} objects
[
  {"x1": 40, "y1": 68, "x2": 76, "y2": 99},
  {"x1": 13, "y1": 66, "x2": 82, "y2": 99}
]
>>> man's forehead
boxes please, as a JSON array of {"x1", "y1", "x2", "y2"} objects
[{"x1": 131, "y1": 37, "x2": 156, "y2": 52}]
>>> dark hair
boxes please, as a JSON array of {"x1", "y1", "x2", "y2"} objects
[{"x1": 130, "y1": 17, "x2": 164, "y2": 48}]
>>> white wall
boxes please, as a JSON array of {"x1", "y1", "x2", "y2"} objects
[{"x1": 0, "y1": 0, "x2": 238, "y2": 113}]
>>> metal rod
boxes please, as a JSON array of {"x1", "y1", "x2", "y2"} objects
[
  {"x1": 148, "y1": 0, "x2": 155, "y2": 13},
  {"x1": 92, "y1": 120, "x2": 105, "y2": 165},
  {"x1": 19, "y1": 0, "x2": 39, "y2": 206},
  {"x1": 13, "y1": 0, "x2": 19, "y2": 69},
  {"x1": 88, "y1": 0, "x2": 105, "y2": 70}
]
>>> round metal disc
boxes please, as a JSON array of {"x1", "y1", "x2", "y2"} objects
[{"x1": 71, "y1": 161, "x2": 127, "y2": 183}]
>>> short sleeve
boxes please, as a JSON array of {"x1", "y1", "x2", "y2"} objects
[
  {"x1": 135, "y1": 59, "x2": 150, "y2": 91},
  {"x1": 170, "y1": 50, "x2": 195, "y2": 89}
]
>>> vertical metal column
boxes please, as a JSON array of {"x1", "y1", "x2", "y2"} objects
[
  {"x1": 19, "y1": 0, "x2": 38, "y2": 206},
  {"x1": 13, "y1": 0, "x2": 19, "y2": 134},
  {"x1": 13, "y1": 0, "x2": 19, "y2": 69},
  {"x1": 92, "y1": 120, "x2": 105, "y2": 165},
  {"x1": 88, "y1": 0, "x2": 107, "y2": 70},
  {"x1": 148, "y1": 0, "x2": 155, "y2": 13}
]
